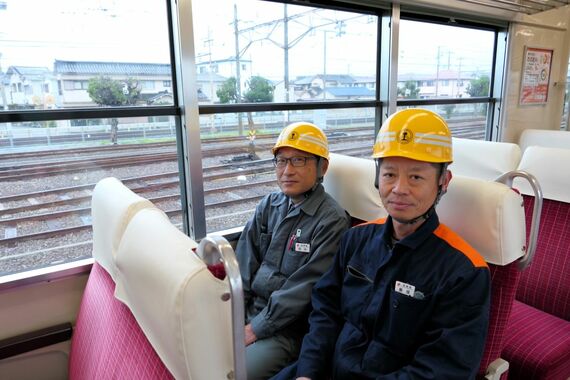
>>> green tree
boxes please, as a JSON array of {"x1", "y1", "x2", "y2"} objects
[
  {"x1": 397, "y1": 80, "x2": 420, "y2": 99},
  {"x1": 87, "y1": 76, "x2": 126, "y2": 106},
  {"x1": 87, "y1": 76, "x2": 141, "y2": 144},
  {"x1": 216, "y1": 77, "x2": 238, "y2": 103},
  {"x1": 466, "y1": 75, "x2": 490, "y2": 97},
  {"x1": 243, "y1": 76, "x2": 273, "y2": 158},
  {"x1": 243, "y1": 76, "x2": 274, "y2": 103},
  {"x1": 466, "y1": 75, "x2": 490, "y2": 115},
  {"x1": 123, "y1": 78, "x2": 142, "y2": 105}
]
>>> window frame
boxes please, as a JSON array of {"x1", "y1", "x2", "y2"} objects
[{"x1": 0, "y1": 0, "x2": 509, "y2": 283}]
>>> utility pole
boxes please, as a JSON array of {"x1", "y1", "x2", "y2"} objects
[
  {"x1": 435, "y1": 46, "x2": 441, "y2": 98},
  {"x1": 284, "y1": 4, "x2": 289, "y2": 103},
  {"x1": 233, "y1": 4, "x2": 243, "y2": 135},
  {"x1": 0, "y1": 53, "x2": 7, "y2": 110}
]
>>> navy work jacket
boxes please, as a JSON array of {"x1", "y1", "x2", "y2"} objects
[{"x1": 296, "y1": 213, "x2": 491, "y2": 380}]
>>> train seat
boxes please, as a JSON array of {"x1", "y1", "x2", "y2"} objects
[
  {"x1": 69, "y1": 177, "x2": 172, "y2": 379},
  {"x1": 323, "y1": 152, "x2": 387, "y2": 223},
  {"x1": 450, "y1": 137, "x2": 521, "y2": 180},
  {"x1": 518, "y1": 128, "x2": 570, "y2": 152},
  {"x1": 70, "y1": 176, "x2": 242, "y2": 380},
  {"x1": 502, "y1": 146, "x2": 570, "y2": 380},
  {"x1": 113, "y1": 207, "x2": 236, "y2": 380},
  {"x1": 323, "y1": 153, "x2": 527, "y2": 379},
  {"x1": 438, "y1": 175, "x2": 527, "y2": 380}
]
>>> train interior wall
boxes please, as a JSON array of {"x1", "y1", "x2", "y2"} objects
[{"x1": 501, "y1": 5, "x2": 570, "y2": 143}]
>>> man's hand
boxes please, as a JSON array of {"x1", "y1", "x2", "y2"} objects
[
  {"x1": 244, "y1": 324, "x2": 257, "y2": 346},
  {"x1": 296, "y1": 377, "x2": 311, "y2": 380}
]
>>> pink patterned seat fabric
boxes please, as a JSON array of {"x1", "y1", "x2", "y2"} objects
[
  {"x1": 502, "y1": 196, "x2": 570, "y2": 380},
  {"x1": 68, "y1": 263, "x2": 174, "y2": 380},
  {"x1": 476, "y1": 263, "x2": 520, "y2": 380}
]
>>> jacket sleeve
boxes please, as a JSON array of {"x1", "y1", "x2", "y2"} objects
[
  {"x1": 378, "y1": 266, "x2": 491, "y2": 380},
  {"x1": 250, "y1": 209, "x2": 350, "y2": 340},
  {"x1": 235, "y1": 197, "x2": 268, "y2": 306},
  {"x1": 295, "y1": 233, "x2": 349, "y2": 380}
]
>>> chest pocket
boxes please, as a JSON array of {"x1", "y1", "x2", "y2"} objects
[{"x1": 280, "y1": 240, "x2": 310, "y2": 276}]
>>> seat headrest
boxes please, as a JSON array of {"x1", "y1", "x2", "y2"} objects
[
  {"x1": 450, "y1": 137, "x2": 521, "y2": 181},
  {"x1": 438, "y1": 176, "x2": 526, "y2": 266},
  {"x1": 91, "y1": 177, "x2": 154, "y2": 280},
  {"x1": 114, "y1": 208, "x2": 233, "y2": 380},
  {"x1": 515, "y1": 145, "x2": 570, "y2": 203},
  {"x1": 323, "y1": 153, "x2": 387, "y2": 221},
  {"x1": 519, "y1": 129, "x2": 570, "y2": 152}
]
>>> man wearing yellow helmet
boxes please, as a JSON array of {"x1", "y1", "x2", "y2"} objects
[
  {"x1": 236, "y1": 122, "x2": 350, "y2": 380},
  {"x1": 273, "y1": 109, "x2": 491, "y2": 380}
]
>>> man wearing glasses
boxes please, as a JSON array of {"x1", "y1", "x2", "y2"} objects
[{"x1": 236, "y1": 122, "x2": 351, "y2": 380}]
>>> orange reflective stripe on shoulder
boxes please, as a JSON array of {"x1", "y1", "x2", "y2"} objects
[
  {"x1": 356, "y1": 217, "x2": 387, "y2": 227},
  {"x1": 434, "y1": 224, "x2": 488, "y2": 268}
]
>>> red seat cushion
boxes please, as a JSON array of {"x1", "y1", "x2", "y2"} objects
[
  {"x1": 502, "y1": 300, "x2": 570, "y2": 380},
  {"x1": 69, "y1": 263, "x2": 174, "y2": 380},
  {"x1": 477, "y1": 263, "x2": 520, "y2": 379},
  {"x1": 517, "y1": 197, "x2": 570, "y2": 321}
]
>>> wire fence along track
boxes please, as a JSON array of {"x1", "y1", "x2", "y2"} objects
[
  {"x1": 0, "y1": 123, "x2": 483, "y2": 181},
  {"x1": 0, "y1": 134, "x2": 374, "y2": 181}
]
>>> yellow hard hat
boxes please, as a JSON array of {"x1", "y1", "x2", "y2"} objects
[
  {"x1": 372, "y1": 108, "x2": 452, "y2": 163},
  {"x1": 272, "y1": 122, "x2": 329, "y2": 160}
]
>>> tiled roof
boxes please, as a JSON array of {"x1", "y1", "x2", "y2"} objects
[
  {"x1": 54, "y1": 60, "x2": 171, "y2": 76},
  {"x1": 6, "y1": 66, "x2": 50, "y2": 79}
]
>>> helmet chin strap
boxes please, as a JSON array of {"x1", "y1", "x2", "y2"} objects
[{"x1": 304, "y1": 156, "x2": 324, "y2": 198}]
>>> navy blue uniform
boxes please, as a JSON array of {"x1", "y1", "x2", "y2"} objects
[{"x1": 273, "y1": 213, "x2": 490, "y2": 380}]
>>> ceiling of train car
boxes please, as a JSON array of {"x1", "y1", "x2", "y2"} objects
[{"x1": 456, "y1": 0, "x2": 570, "y2": 15}]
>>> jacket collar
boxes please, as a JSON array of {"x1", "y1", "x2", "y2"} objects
[
  {"x1": 270, "y1": 184, "x2": 326, "y2": 217},
  {"x1": 384, "y1": 212, "x2": 440, "y2": 250}
]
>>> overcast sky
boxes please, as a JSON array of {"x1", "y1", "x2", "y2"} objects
[{"x1": 0, "y1": 0, "x2": 494, "y2": 78}]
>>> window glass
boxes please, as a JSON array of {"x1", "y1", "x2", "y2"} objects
[
  {"x1": 0, "y1": 116, "x2": 181, "y2": 276},
  {"x1": 397, "y1": 103, "x2": 488, "y2": 140},
  {"x1": 202, "y1": 108, "x2": 376, "y2": 232},
  {"x1": 0, "y1": 0, "x2": 172, "y2": 111},
  {"x1": 398, "y1": 20, "x2": 495, "y2": 100},
  {"x1": 192, "y1": 0, "x2": 377, "y2": 104},
  {"x1": 562, "y1": 59, "x2": 570, "y2": 130}
]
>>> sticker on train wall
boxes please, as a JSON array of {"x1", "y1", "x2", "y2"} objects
[{"x1": 295, "y1": 242, "x2": 310, "y2": 253}]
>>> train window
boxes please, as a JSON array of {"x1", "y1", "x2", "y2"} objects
[
  {"x1": 201, "y1": 108, "x2": 376, "y2": 233},
  {"x1": 562, "y1": 59, "x2": 570, "y2": 131},
  {"x1": 0, "y1": 116, "x2": 181, "y2": 276},
  {"x1": 396, "y1": 103, "x2": 488, "y2": 140},
  {"x1": 0, "y1": 0, "x2": 172, "y2": 111},
  {"x1": 398, "y1": 20, "x2": 495, "y2": 100},
  {"x1": 191, "y1": 0, "x2": 377, "y2": 104}
]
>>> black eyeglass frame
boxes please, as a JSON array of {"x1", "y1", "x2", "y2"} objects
[{"x1": 272, "y1": 156, "x2": 317, "y2": 168}]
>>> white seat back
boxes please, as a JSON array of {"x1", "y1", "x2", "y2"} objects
[
  {"x1": 91, "y1": 177, "x2": 154, "y2": 279},
  {"x1": 514, "y1": 146, "x2": 570, "y2": 203},
  {"x1": 519, "y1": 129, "x2": 570, "y2": 153},
  {"x1": 323, "y1": 153, "x2": 387, "y2": 221},
  {"x1": 450, "y1": 137, "x2": 521, "y2": 181},
  {"x1": 438, "y1": 176, "x2": 526, "y2": 266},
  {"x1": 114, "y1": 207, "x2": 234, "y2": 380}
]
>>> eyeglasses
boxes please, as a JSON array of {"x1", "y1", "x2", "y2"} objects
[{"x1": 273, "y1": 156, "x2": 316, "y2": 168}]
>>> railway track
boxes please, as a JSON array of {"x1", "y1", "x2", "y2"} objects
[{"x1": 0, "y1": 145, "x2": 370, "y2": 247}]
